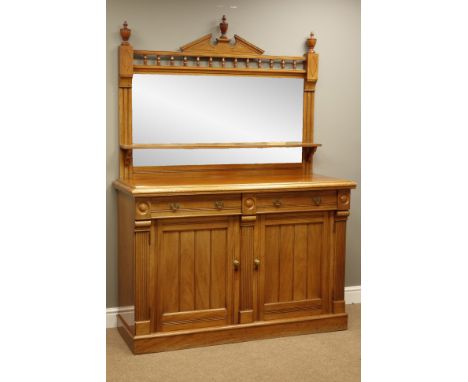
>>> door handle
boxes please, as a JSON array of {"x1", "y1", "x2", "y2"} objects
[
  {"x1": 233, "y1": 259, "x2": 240, "y2": 271},
  {"x1": 254, "y1": 258, "x2": 260, "y2": 270}
]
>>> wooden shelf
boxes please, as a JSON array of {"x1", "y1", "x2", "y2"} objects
[{"x1": 121, "y1": 142, "x2": 321, "y2": 150}]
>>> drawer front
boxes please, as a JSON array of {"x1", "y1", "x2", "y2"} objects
[
  {"x1": 256, "y1": 190, "x2": 337, "y2": 213},
  {"x1": 148, "y1": 194, "x2": 242, "y2": 218}
]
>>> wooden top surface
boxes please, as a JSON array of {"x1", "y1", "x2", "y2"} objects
[{"x1": 113, "y1": 169, "x2": 356, "y2": 197}]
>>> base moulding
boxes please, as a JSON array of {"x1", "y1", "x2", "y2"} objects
[{"x1": 117, "y1": 312, "x2": 348, "y2": 354}]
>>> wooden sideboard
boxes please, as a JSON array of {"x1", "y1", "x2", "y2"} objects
[{"x1": 113, "y1": 18, "x2": 356, "y2": 354}]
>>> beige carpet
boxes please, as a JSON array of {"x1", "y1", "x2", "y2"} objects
[{"x1": 107, "y1": 304, "x2": 360, "y2": 382}]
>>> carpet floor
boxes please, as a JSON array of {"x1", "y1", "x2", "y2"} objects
[{"x1": 107, "y1": 304, "x2": 360, "y2": 382}]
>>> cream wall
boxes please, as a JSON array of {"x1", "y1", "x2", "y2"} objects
[{"x1": 106, "y1": 0, "x2": 361, "y2": 307}]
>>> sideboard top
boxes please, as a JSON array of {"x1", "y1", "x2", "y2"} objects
[{"x1": 113, "y1": 169, "x2": 356, "y2": 197}]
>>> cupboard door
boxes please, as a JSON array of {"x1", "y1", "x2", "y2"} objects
[
  {"x1": 259, "y1": 212, "x2": 331, "y2": 321},
  {"x1": 155, "y1": 216, "x2": 238, "y2": 332}
]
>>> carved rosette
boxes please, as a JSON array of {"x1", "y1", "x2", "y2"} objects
[
  {"x1": 242, "y1": 195, "x2": 257, "y2": 215},
  {"x1": 337, "y1": 190, "x2": 350, "y2": 210},
  {"x1": 136, "y1": 200, "x2": 151, "y2": 218}
]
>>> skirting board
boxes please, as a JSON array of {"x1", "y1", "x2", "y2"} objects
[{"x1": 106, "y1": 286, "x2": 361, "y2": 328}]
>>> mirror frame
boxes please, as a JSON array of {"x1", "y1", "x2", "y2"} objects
[{"x1": 118, "y1": 18, "x2": 319, "y2": 179}]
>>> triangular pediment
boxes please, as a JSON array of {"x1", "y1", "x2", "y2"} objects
[{"x1": 180, "y1": 34, "x2": 264, "y2": 55}]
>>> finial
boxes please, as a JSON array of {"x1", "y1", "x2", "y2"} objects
[
  {"x1": 219, "y1": 15, "x2": 229, "y2": 40},
  {"x1": 306, "y1": 32, "x2": 317, "y2": 52},
  {"x1": 120, "y1": 21, "x2": 131, "y2": 45}
]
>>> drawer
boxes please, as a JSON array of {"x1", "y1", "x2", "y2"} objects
[
  {"x1": 147, "y1": 194, "x2": 242, "y2": 218},
  {"x1": 256, "y1": 190, "x2": 337, "y2": 213}
]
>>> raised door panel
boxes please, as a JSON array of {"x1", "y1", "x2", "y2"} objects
[
  {"x1": 259, "y1": 212, "x2": 331, "y2": 321},
  {"x1": 155, "y1": 216, "x2": 237, "y2": 332}
]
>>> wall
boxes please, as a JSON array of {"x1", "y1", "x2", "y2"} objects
[{"x1": 107, "y1": 0, "x2": 361, "y2": 307}]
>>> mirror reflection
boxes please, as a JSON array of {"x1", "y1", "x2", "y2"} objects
[
  {"x1": 132, "y1": 74, "x2": 304, "y2": 165},
  {"x1": 133, "y1": 148, "x2": 302, "y2": 166}
]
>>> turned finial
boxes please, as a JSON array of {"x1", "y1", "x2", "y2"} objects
[
  {"x1": 219, "y1": 15, "x2": 229, "y2": 40},
  {"x1": 120, "y1": 21, "x2": 131, "y2": 45},
  {"x1": 307, "y1": 32, "x2": 317, "y2": 52}
]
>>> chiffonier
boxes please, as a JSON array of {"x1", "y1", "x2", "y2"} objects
[{"x1": 113, "y1": 17, "x2": 356, "y2": 354}]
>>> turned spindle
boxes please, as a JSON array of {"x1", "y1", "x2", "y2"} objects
[
  {"x1": 170, "y1": 56, "x2": 175, "y2": 66},
  {"x1": 221, "y1": 57, "x2": 226, "y2": 68},
  {"x1": 258, "y1": 59, "x2": 262, "y2": 68},
  {"x1": 120, "y1": 21, "x2": 131, "y2": 45},
  {"x1": 143, "y1": 55, "x2": 148, "y2": 65},
  {"x1": 234, "y1": 58, "x2": 238, "y2": 68},
  {"x1": 246, "y1": 58, "x2": 250, "y2": 68},
  {"x1": 196, "y1": 57, "x2": 200, "y2": 66},
  {"x1": 183, "y1": 56, "x2": 188, "y2": 66},
  {"x1": 281, "y1": 60, "x2": 285, "y2": 69},
  {"x1": 292, "y1": 60, "x2": 297, "y2": 69},
  {"x1": 156, "y1": 56, "x2": 161, "y2": 65},
  {"x1": 270, "y1": 59, "x2": 274, "y2": 69},
  {"x1": 209, "y1": 57, "x2": 213, "y2": 67}
]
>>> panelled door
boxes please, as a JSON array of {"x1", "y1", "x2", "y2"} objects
[
  {"x1": 154, "y1": 216, "x2": 238, "y2": 332},
  {"x1": 258, "y1": 211, "x2": 332, "y2": 321}
]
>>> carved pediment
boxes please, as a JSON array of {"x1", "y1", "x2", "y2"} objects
[
  {"x1": 180, "y1": 33, "x2": 264, "y2": 55},
  {"x1": 179, "y1": 16, "x2": 264, "y2": 56}
]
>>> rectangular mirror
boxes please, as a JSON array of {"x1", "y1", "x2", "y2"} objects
[
  {"x1": 133, "y1": 148, "x2": 302, "y2": 166},
  {"x1": 132, "y1": 74, "x2": 304, "y2": 166}
]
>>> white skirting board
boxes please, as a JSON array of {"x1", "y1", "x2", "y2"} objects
[
  {"x1": 343, "y1": 285, "x2": 361, "y2": 304},
  {"x1": 106, "y1": 286, "x2": 361, "y2": 328},
  {"x1": 106, "y1": 306, "x2": 134, "y2": 329}
]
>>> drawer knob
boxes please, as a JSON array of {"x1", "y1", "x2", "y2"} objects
[
  {"x1": 169, "y1": 203, "x2": 180, "y2": 212},
  {"x1": 214, "y1": 200, "x2": 224, "y2": 210},
  {"x1": 273, "y1": 199, "x2": 282, "y2": 208},
  {"x1": 233, "y1": 259, "x2": 240, "y2": 271},
  {"x1": 312, "y1": 196, "x2": 322, "y2": 206}
]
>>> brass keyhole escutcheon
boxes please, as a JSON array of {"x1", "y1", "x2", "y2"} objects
[
  {"x1": 233, "y1": 259, "x2": 240, "y2": 271},
  {"x1": 214, "y1": 200, "x2": 224, "y2": 210},
  {"x1": 170, "y1": 202, "x2": 180, "y2": 212},
  {"x1": 254, "y1": 258, "x2": 260, "y2": 270},
  {"x1": 273, "y1": 199, "x2": 282, "y2": 208},
  {"x1": 312, "y1": 196, "x2": 321, "y2": 206}
]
